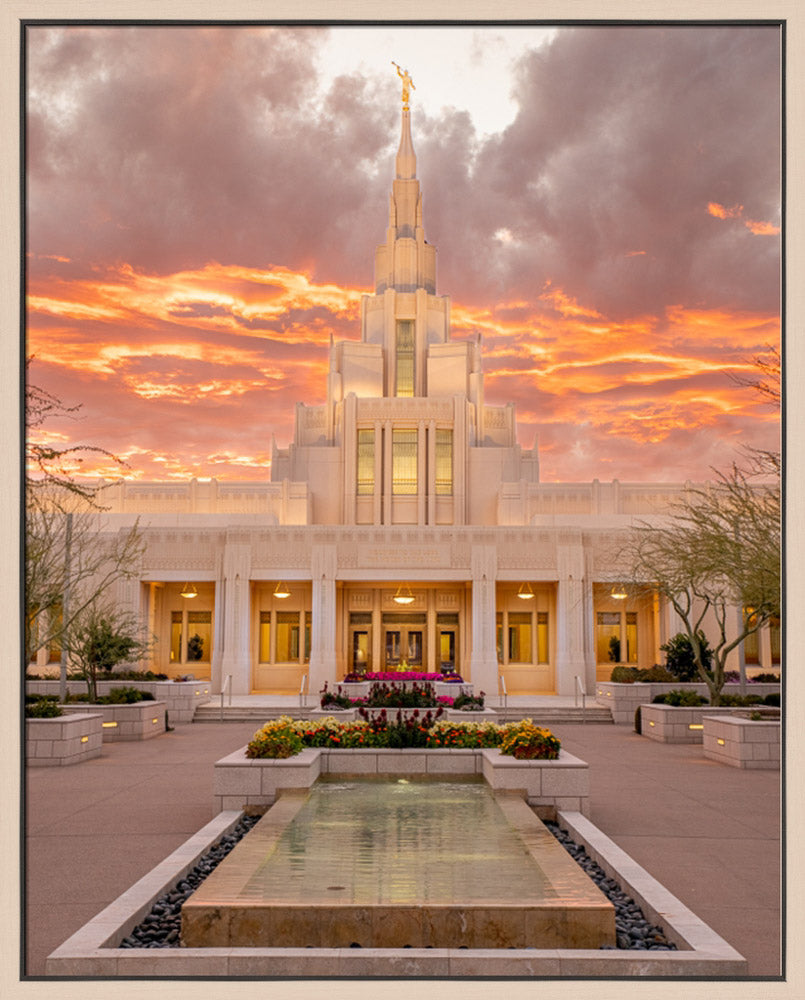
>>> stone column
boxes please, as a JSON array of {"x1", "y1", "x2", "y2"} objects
[
  {"x1": 469, "y1": 544, "x2": 498, "y2": 695},
  {"x1": 309, "y1": 544, "x2": 338, "y2": 694},
  {"x1": 555, "y1": 532, "x2": 587, "y2": 695},
  {"x1": 219, "y1": 539, "x2": 252, "y2": 694}
]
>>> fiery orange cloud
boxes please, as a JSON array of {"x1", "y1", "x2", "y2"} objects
[
  {"x1": 27, "y1": 258, "x2": 779, "y2": 484},
  {"x1": 707, "y1": 201, "x2": 780, "y2": 236},
  {"x1": 708, "y1": 201, "x2": 744, "y2": 219}
]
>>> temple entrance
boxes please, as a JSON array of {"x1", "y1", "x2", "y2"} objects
[{"x1": 382, "y1": 612, "x2": 426, "y2": 670}]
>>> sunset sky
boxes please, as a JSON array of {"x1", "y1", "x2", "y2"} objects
[{"x1": 25, "y1": 22, "x2": 782, "y2": 484}]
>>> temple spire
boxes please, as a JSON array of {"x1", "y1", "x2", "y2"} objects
[{"x1": 392, "y1": 62, "x2": 416, "y2": 179}]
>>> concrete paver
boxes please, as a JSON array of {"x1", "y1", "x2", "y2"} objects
[{"x1": 23, "y1": 715, "x2": 782, "y2": 977}]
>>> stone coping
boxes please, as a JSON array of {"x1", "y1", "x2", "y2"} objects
[
  {"x1": 595, "y1": 681, "x2": 780, "y2": 724},
  {"x1": 45, "y1": 806, "x2": 746, "y2": 977},
  {"x1": 213, "y1": 745, "x2": 591, "y2": 818}
]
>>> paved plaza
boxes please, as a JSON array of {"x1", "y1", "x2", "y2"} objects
[{"x1": 24, "y1": 715, "x2": 782, "y2": 978}]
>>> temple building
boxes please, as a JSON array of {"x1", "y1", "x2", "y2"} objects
[{"x1": 51, "y1": 89, "x2": 779, "y2": 697}]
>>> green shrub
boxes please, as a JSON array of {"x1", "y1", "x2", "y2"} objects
[
  {"x1": 25, "y1": 693, "x2": 59, "y2": 703},
  {"x1": 634, "y1": 705, "x2": 642, "y2": 734},
  {"x1": 764, "y1": 692, "x2": 781, "y2": 707},
  {"x1": 719, "y1": 693, "x2": 764, "y2": 707},
  {"x1": 96, "y1": 686, "x2": 154, "y2": 704},
  {"x1": 639, "y1": 665, "x2": 676, "y2": 682},
  {"x1": 661, "y1": 631, "x2": 713, "y2": 682},
  {"x1": 653, "y1": 689, "x2": 708, "y2": 706},
  {"x1": 451, "y1": 691, "x2": 485, "y2": 711},
  {"x1": 26, "y1": 699, "x2": 63, "y2": 718},
  {"x1": 752, "y1": 672, "x2": 781, "y2": 683},
  {"x1": 610, "y1": 666, "x2": 641, "y2": 683}
]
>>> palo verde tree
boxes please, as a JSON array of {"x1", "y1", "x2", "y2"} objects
[
  {"x1": 62, "y1": 602, "x2": 153, "y2": 703},
  {"x1": 625, "y1": 349, "x2": 780, "y2": 705},
  {"x1": 25, "y1": 363, "x2": 145, "y2": 676}
]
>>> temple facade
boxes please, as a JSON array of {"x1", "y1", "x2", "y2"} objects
[{"x1": 51, "y1": 95, "x2": 778, "y2": 697}]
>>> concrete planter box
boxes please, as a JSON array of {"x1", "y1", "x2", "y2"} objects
[
  {"x1": 26, "y1": 679, "x2": 211, "y2": 724},
  {"x1": 213, "y1": 746, "x2": 589, "y2": 817},
  {"x1": 62, "y1": 701, "x2": 167, "y2": 742},
  {"x1": 703, "y1": 715, "x2": 781, "y2": 769},
  {"x1": 640, "y1": 704, "x2": 745, "y2": 744},
  {"x1": 595, "y1": 682, "x2": 780, "y2": 725},
  {"x1": 26, "y1": 712, "x2": 103, "y2": 766}
]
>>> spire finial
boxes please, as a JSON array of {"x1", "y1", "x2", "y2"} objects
[{"x1": 391, "y1": 61, "x2": 415, "y2": 109}]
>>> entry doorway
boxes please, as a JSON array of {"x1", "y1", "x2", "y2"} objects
[{"x1": 382, "y1": 613, "x2": 426, "y2": 670}]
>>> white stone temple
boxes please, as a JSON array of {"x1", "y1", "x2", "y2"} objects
[{"x1": 38, "y1": 87, "x2": 778, "y2": 696}]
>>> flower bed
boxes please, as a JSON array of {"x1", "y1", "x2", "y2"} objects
[
  {"x1": 246, "y1": 715, "x2": 559, "y2": 758},
  {"x1": 342, "y1": 671, "x2": 464, "y2": 682},
  {"x1": 596, "y1": 682, "x2": 781, "y2": 724}
]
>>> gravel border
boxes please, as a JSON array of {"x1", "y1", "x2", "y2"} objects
[{"x1": 120, "y1": 811, "x2": 676, "y2": 951}]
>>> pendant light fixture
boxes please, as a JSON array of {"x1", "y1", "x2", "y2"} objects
[
  {"x1": 180, "y1": 583, "x2": 198, "y2": 599},
  {"x1": 516, "y1": 581, "x2": 535, "y2": 600},
  {"x1": 610, "y1": 584, "x2": 628, "y2": 600},
  {"x1": 273, "y1": 581, "x2": 291, "y2": 599},
  {"x1": 393, "y1": 584, "x2": 415, "y2": 605}
]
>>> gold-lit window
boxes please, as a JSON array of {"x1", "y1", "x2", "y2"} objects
[
  {"x1": 508, "y1": 612, "x2": 532, "y2": 663},
  {"x1": 259, "y1": 612, "x2": 271, "y2": 663},
  {"x1": 186, "y1": 611, "x2": 212, "y2": 663},
  {"x1": 770, "y1": 616, "x2": 780, "y2": 665},
  {"x1": 625, "y1": 612, "x2": 638, "y2": 663},
  {"x1": 743, "y1": 607, "x2": 760, "y2": 664},
  {"x1": 392, "y1": 429, "x2": 417, "y2": 495},
  {"x1": 435, "y1": 429, "x2": 453, "y2": 496},
  {"x1": 596, "y1": 612, "x2": 621, "y2": 663},
  {"x1": 276, "y1": 611, "x2": 300, "y2": 662},
  {"x1": 396, "y1": 320, "x2": 415, "y2": 396},
  {"x1": 537, "y1": 611, "x2": 549, "y2": 664},
  {"x1": 357, "y1": 429, "x2": 375, "y2": 495},
  {"x1": 170, "y1": 611, "x2": 183, "y2": 663}
]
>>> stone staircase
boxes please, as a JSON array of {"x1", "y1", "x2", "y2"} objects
[{"x1": 192, "y1": 702, "x2": 613, "y2": 725}]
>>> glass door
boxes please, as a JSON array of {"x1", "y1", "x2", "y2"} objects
[{"x1": 382, "y1": 613, "x2": 427, "y2": 670}]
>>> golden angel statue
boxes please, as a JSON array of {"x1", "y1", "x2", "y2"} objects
[{"x1": 392, "y1": 61, "x2": 415, "y2": 107}]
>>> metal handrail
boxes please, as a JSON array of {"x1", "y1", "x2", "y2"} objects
[
  {"x1": 220, "y1": 674, "x2": 232, "y2": 721},
  {"x1": 499, "y1": 673, "x2": 507, "y2": 722},
  {"x1": 574, "y1": 674, "x2": 586, "y2": 724},
  {"x1": 299, "y1": 673, "x2": 308, "y2": 709}
]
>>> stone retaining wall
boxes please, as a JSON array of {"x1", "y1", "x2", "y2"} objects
[
  {"x1": 26, "y1": 713, "x2": 103, "y2": 766},
  {"x1": 26, "y1": 680, "x2": 211, "y2": 723},
  {"x1": 702, "y1": 715, "x2": 780, "y2": 769},
  {"x1": 62, "y1": 701, "x2": 167, "y2": 741},
  {"x1": 595, "y1": 682, "x2": 780, "y2": 725},
  {"x1": 212, "y1": 746, "x2": 590, "y2": 818},
  {"x1": 638, "y1": 704, "x2": 778, "y2": 744}
]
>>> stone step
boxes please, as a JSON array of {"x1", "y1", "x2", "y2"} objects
[{"x1": 192, "y1": 704, "x2": 613, "y2": 724}]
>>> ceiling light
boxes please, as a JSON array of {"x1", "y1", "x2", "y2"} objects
[
  {"x1": 393, "y1": 584, "x2": 415, "y2": 605},
  {"x1": 274, "y1": 581, "x2": 291, "y2": 599},
  {"x1": 611, "y1": 585, "x2": 628, "y2": 600},
  {"x1": 180, "y1": 583, "x2": 198, "y2": 599},
  {"x1": 517, "y1": 582, "x2": 534, "y2": 600}
]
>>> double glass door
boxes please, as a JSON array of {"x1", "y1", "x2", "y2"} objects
[{"x1": 382, "y1": 613, "x2": 426, "y2": 670}]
